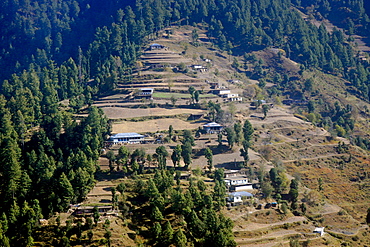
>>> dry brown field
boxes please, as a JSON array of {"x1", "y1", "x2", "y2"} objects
[
  {"x1": 112, "y1": 118, "x2": 205, "y2": 133},
  {"x1": 102, "y1": 107, "x2": 205, "y2": 120}
]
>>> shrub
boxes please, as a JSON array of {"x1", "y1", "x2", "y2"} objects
[{"x1": 338, "y1": 210, "x2": 346, "y2": 216}]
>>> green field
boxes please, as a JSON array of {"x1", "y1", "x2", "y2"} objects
[{"x1": 152, "y1": 92, "x2": 217, "y2": 99}]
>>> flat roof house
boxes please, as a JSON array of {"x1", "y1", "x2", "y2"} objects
[
  {"x1": 108, "y1": 133, "x2": 145, "y2": 144},
  {"x1": 192, "y1": 65, "x2": 207, "y2": 72},
  {"x1": 313, "y1": 227, "x2": 325, "y2": 237},
  {"x1": 225, "y1": 176, "x2": 250, "y2": 186},
  {"x1": 136, "y1": 88, "x2": 154, "y2": 99},
  {"x1": 213, "y1": 89, "x2": 231, "y2": 95},
  {"x1": 227, "y1": 191, "x2": 253, "y2": 203},
  {"x1": 203, "y1": 122, "x2": 223, "y2": 133},
  {"x1": 222, "y1": 93, "x2": 239, "y2": 98},
  {"x1": 230, "y1": 183, "x2": 254, "y2": 191}
]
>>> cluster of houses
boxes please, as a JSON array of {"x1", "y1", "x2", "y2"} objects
[
  {"x1": 107, "y1": 122, "x2": 224, "y2": 145},
  {"x1": 208, "y1": 80, "x2": 242, "y2": 102},
  {"x1": 138, "y1": 44, "x2": 244, "y2": 104},
  {"x1": 224, "y1": 170, "x2": 256, "y2": 206}
]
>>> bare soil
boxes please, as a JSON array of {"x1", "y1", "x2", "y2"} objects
[
  {"x1": 112, "y1": 118, "x2": 206, "y2": 133},
  {"x1": 102, "y1": 107, "x2": 205, "y2": 120}
]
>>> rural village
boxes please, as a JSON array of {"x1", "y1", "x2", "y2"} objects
[
  {"x1": 2, "y1": 1, "x2": 370, "y2": 247},
  {"x1": 53, "y1": 26, "x2": 370, "y2": 246}
]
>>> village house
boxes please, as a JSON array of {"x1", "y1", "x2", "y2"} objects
[
  {"x1": 108, "y1": 133, "x2": 145, "y2": 144},
  {"x1": 192, "y1": 65, "x2": 207, "y2": 72},
  {"x1": 230, "y1": 183, "x2": 254, "y2": 191},
  {"x1": 224, "y1": 96, "x2": 243, "y2": 102},
  {"x1": 225, "y1": 175, "x2": 255, "y2": 191},
  {"x1": 203, "y1": 122, "x2": 223, "y2": 133},
  {"x1": 223, "y1": 93, "x2": 239, "y2": 99},
  {"x1": 136, "y1": 88, "x2": 154, "y2": 99},
  {"x1": 224, "y1": 169, "x2": 245, "y2": 178},
  {"x1": 227, "y1": 191, "x2": 253, "y2": 204},
  {"x1": 213, "y1": 88, "x2": 231, "y2": 95},
  {"x1": 73, "y1": 206, "x2": 113, "y2": 216},
  {"x1": 313, "y1": 227, "x2": 325, "y2": 237},
  {"x1": 225, "y1": 176, "x2": 249, "y2": 186},
  {"x1": 149, "y1": 43, "x2": 165, "y2": 50}
]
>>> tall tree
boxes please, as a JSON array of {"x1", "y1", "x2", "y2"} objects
[
  {"x1": 171, "y1": 145, "x2": 182, "y2": 167},
  {"x1": 174, "y1": 228, "x2": 187, "y2": 247},
  {"x1": 204, "y1": 147, "x2": 213, "y2": 171},
  {"x1": 225, "y1": 127, "x2": 236, "y2": 148},
  {"x1": 243, "y1": 120, "x2": 254, "y2": 142},
  {"x1": 155, "y1": 146, "x2": 169, "y2": 169}
]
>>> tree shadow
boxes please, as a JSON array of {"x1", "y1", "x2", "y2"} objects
[{"x1": 214, "y1": 161, "x2": 244, "y2": 170}]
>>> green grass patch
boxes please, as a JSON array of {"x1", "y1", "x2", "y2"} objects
[{"x1": 152, "y1": 92, "x2": 216, "y2": 99}]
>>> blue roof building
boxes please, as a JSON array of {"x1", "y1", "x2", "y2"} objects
[
  {"x1": 108, "y1": 133, "x2": 145, "y2": 144},
  {"x1": 203, "y1": 122, "x2": 223, "y2": 133},
  {"x1": 150, "y1": 43, "x2": 164, "y2": 50}
]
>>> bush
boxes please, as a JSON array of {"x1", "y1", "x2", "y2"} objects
[
  {"x1": 352, "y1": 236, "x2": 359, "y2": 241},
  {"x1": 338, "y1": 210, "x2": 346, "y2": 216},
  {"x1": 193, "y1": 167, "x2": 202, "y2": 176}
]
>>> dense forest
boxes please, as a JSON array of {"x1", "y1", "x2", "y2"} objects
[{"x1": 0, "y1": 0, "x2": 370, "y2": 246}]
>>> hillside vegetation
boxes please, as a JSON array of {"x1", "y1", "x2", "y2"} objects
[{"x1": 0, "y1": 0, "x2": 370, "y2": 247}]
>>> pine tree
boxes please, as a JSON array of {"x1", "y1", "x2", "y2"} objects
[
  {"x1": 151, "y1": 206, "x2": 164, "y2": 222},
  {"x1": 173, "y1": 228, "x2": 187, "y2": 247},
  {"x1": 155, "y1": 146, "x2": 168, "y2": 169},
  {"x1": 171, "y1": 145, "x2": 182, "y2": 167},
  {"x1": 161, "y1": 221, "x2": 173, "y2": 245},
  {"x1": 243, "y1": 120, "x2": 254, "y2": 142},
  {"x1": 204, "y1": 147, "x2": 213, "y2": 171}
]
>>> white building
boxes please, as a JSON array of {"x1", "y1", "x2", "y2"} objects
[
  {"x1": 203, "y1": 122, "x2": 223, "y2": 133},
  {"x1": 225, "y1": 176, "x2": 249, "y2": 186},
  {"x1": 223, "y1": 93, "x2": 239, "y2": 98},
  {"x1": 192, "y1": 65, "x2": 207, "y2": 72},
  {"x1": 108, "y1": 133, "x2": 145, "y2": 144},
  {"x1": 227, "y1": 191, "x2": 253, "y2": 203},
  {"x1": 217, "y1": 89, "x2": 231, "y2": 95},
  {"x1": 223, "y1": 93, "x2": 242, "y2": 102},
  {"x1": 231, "y1": 184, "x2": 254, "y2": 191},
  {"x1": 314, "y1": 227, "x2": 325, "y2": 237},
  {"x1": 224, "y1": 97, "x2": 243, "y2": 102},
  {"x1": 136, "y1": 88, "x2": 154, "y2": 99}
]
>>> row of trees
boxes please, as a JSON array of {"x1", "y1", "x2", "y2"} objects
[{"x1": 221, "y1": 119, "x2": 254, "y2": 166}]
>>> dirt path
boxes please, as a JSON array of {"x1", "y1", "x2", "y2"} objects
[
  {"x1": 235, "y1": 229, "x2": 299, "y2": 244},
  {"x1": 233, "y1": 216, "x2": 306, "y2": 232}
]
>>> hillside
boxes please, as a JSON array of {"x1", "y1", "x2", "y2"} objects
[
  {"x1": 1, "y1": 1, "x2": 370, "y2": 247},
  {"x1": 73, "y1": 24, "x2": 370, "y2": 246}
]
